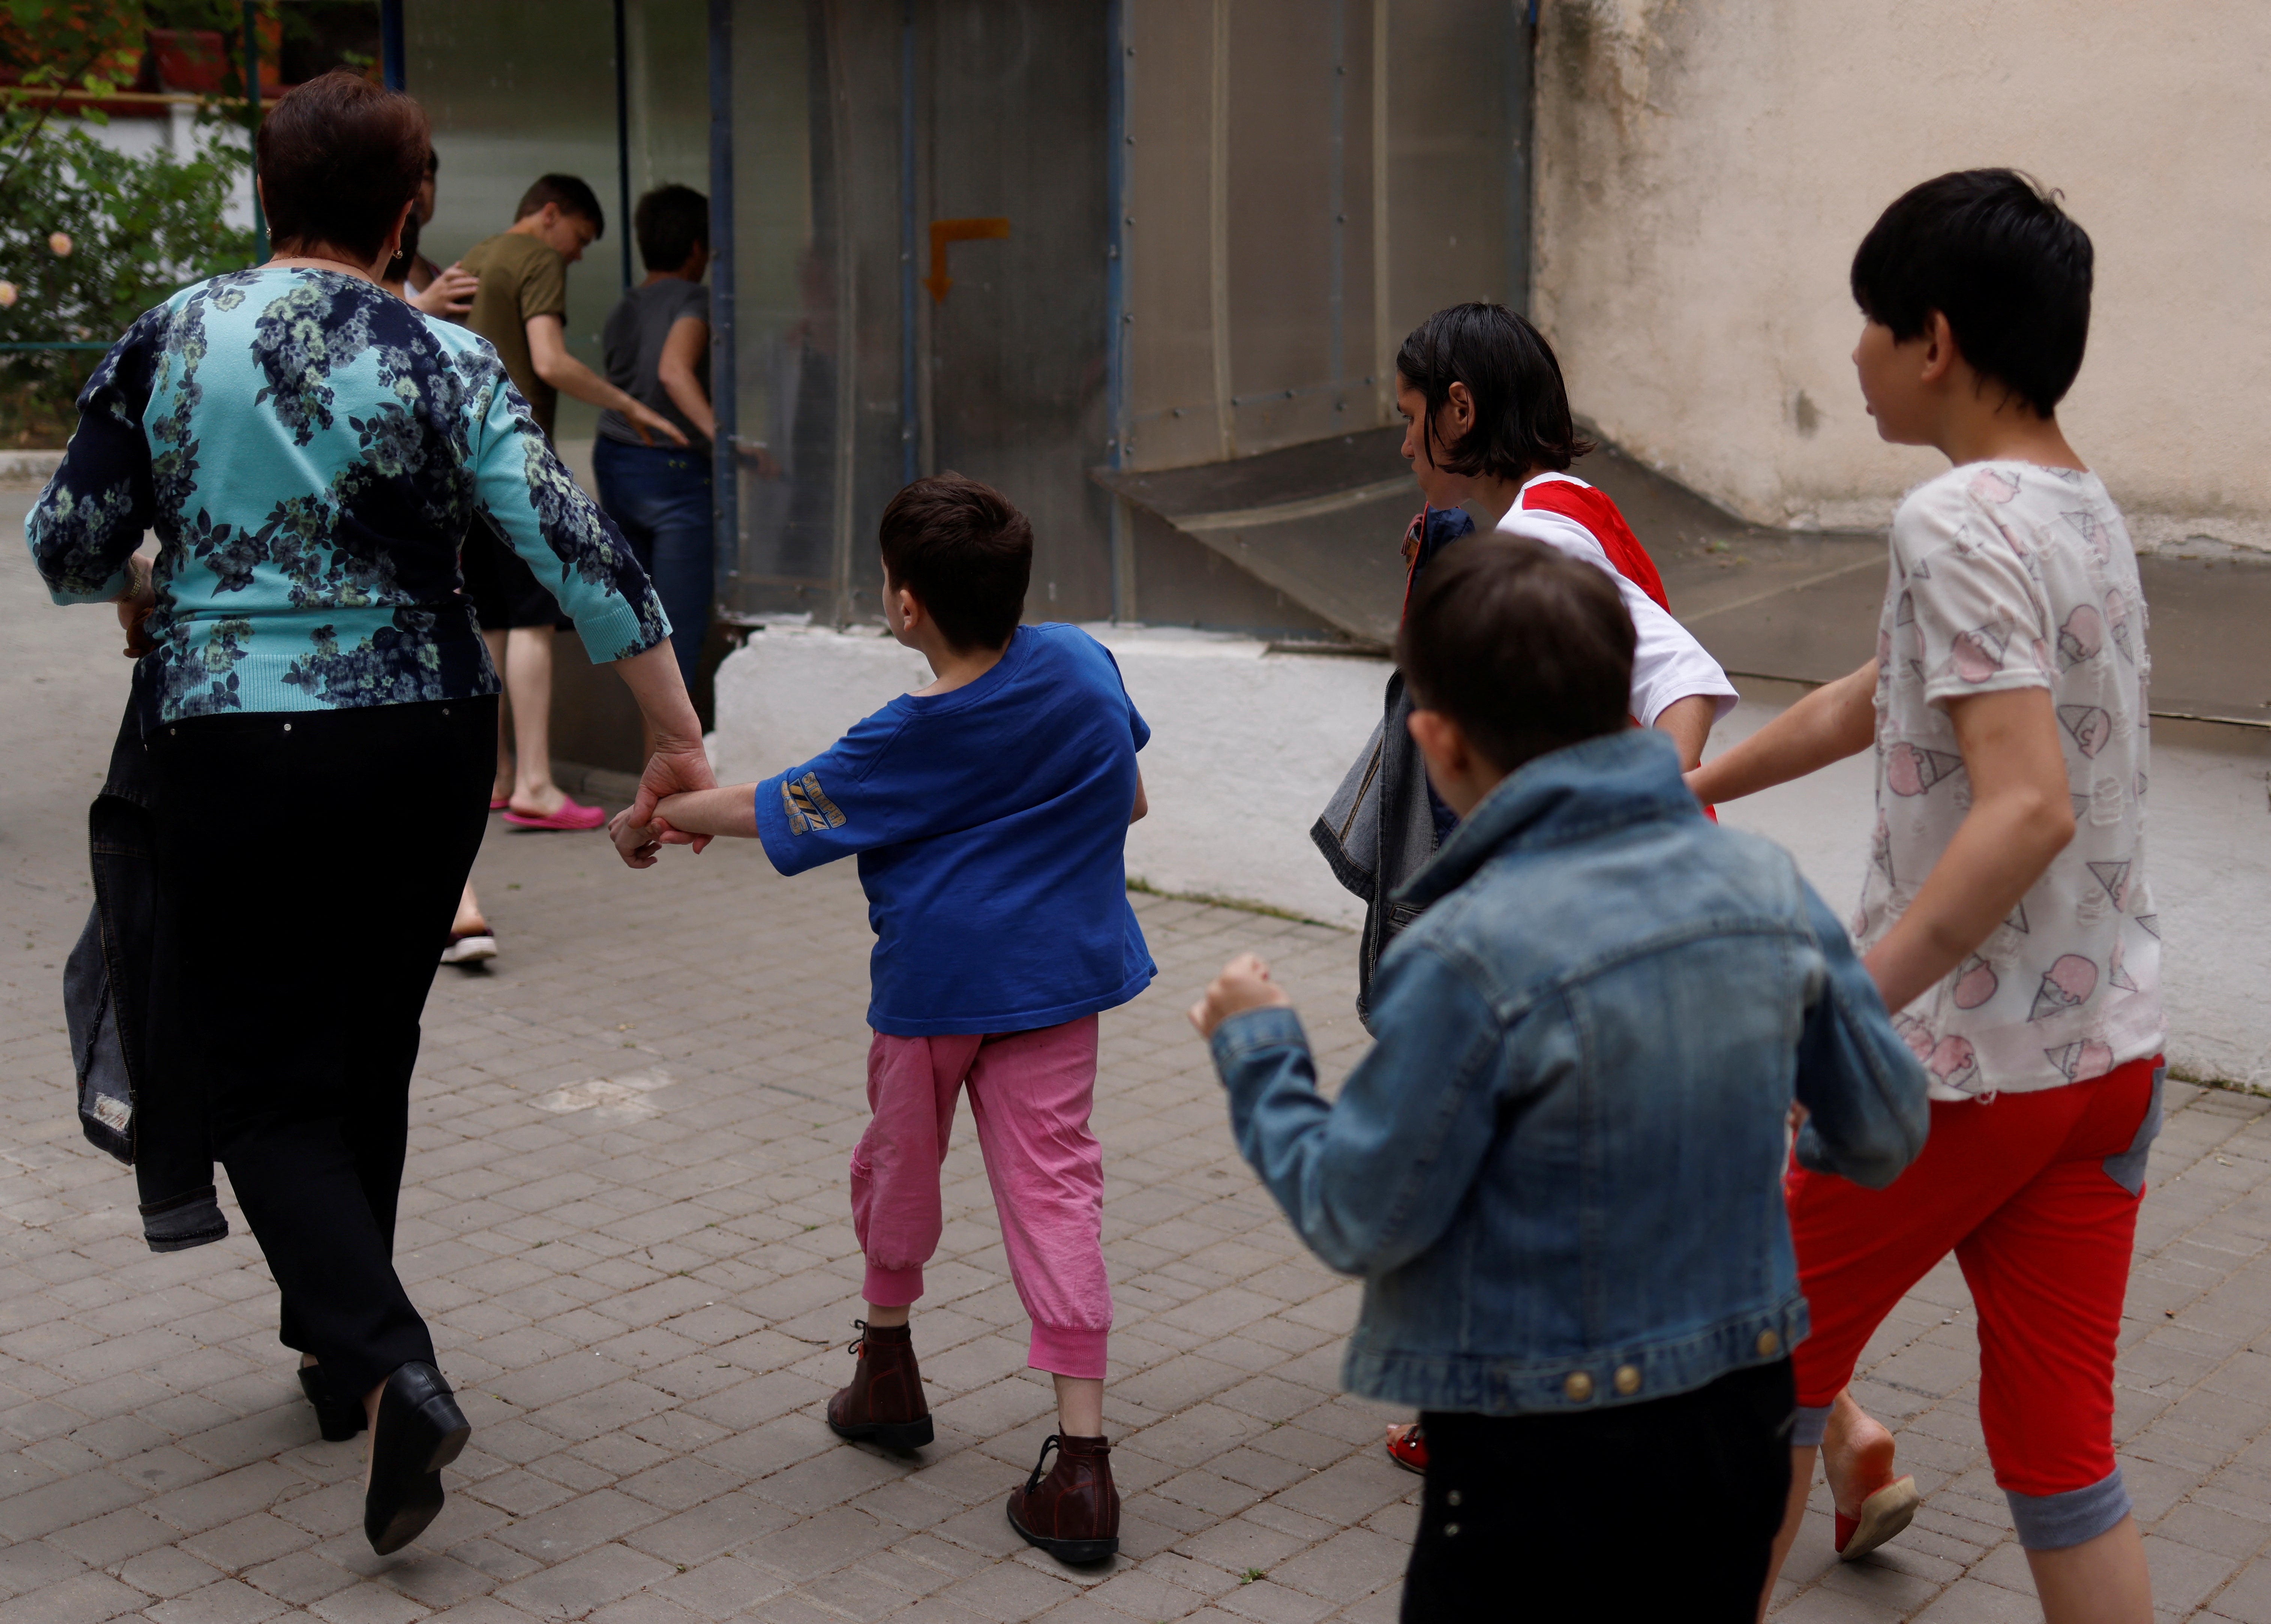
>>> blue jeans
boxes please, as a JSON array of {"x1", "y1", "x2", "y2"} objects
[{"x1": 592, "y1": 435, "x2": 713, "y2": 690}]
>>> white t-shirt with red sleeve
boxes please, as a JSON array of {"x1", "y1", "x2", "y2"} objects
[
  {"x1": 1494, "y1": 472, "x2": 1738, "y2": 727},
  {"x1": 1860, "y1": 461, "x2": 2163, "y2": 1099}
]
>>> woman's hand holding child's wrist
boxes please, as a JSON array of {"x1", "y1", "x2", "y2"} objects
[{"x1": 1189, "y1": 952, "x2": 1293, "y2": 1040}]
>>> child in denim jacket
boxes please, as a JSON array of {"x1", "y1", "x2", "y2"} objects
[{"x1": 1192, "y1": 537, "x2": 1929, "y2": 1620}]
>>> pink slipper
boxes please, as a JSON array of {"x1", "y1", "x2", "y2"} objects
[
  {"x1": 488, "y1": 794, "x2": 509, "y2": 811},
  {"x1": 501, "y1": 795, "x2": 606, "y2": 831}
]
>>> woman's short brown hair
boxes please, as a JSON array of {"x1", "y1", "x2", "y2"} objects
[{"x1": 258, "y1": 70, "x2": 431, "y2": 264}]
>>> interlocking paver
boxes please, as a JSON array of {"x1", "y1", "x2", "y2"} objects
[{"x1": 3, "y1": 505, "x2": 2271, "y2": 1620}]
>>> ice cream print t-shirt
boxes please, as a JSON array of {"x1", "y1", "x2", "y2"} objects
[{"x1": 1856, "y1": 461, "x2": 2164, "y2": 1100}]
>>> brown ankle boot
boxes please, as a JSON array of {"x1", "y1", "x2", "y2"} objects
[
  {"x1": 826, "y1": 1321, "x2": 933, "y2": 1450},
  {"x1": 1006, "y1": 1433, "x2": 1119, "y2": 1563}
]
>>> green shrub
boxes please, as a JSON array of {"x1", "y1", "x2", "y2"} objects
[{"x1": 0, "y1": 98, "x2": 253, "y2": 447}]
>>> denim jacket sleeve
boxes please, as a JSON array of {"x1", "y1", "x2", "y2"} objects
[
  {"x1": 1208, "y1": 942, "x2": 1506, "y2": 1277},
  {"x1": 1791, "y1": 880, "x2": 1931, "y2": 1188}
]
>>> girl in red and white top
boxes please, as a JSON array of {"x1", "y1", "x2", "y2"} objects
[
  {"x1": 1396, "y1": 303, "x2": 1736, "y2": 768},
  {"x1": 1377, "y1": 303, "x2": 1739, "y2": 1476}
]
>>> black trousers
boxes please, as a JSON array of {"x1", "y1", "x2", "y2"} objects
[
  {"x1": 144, "y1": 697, "x2": 495, "y2": 1399},
  {"x1": 1404, "y1": 1359, "x2": 1795, "y2": 1622}
]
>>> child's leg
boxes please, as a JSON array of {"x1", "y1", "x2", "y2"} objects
[
  {"x1": 1414, "y1": 1362, "x2": 1792, "y2": 1622},
  {"x1": 482, "y1": 627, "x2": 513, "y2": 798},
  {"x1": 1956, "y1": 1060, "x2": 2158, "y2": 1621},
  {"x1": 1764, "y1": 1096, "x2": 2069, "y2": 1598},
  {"x1": 963, "y1": 1017, "x2": 1111, "y2": 1427},
  {"x1": 852, "y1": 1031, "x2": 984, "y2": 1311}
]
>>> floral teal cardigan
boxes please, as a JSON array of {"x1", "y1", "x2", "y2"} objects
[{"x1": 26, "y1": 264, "x2": 668, "y2": 722}]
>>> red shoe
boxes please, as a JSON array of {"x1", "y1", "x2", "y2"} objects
[
  {"x1": 1385, "y1": 1422, "x2": 1426, "y2": 1474},
  {"x1": 1834, "y1": 1476, "x2": 1919, "y2": 1561},
  {"x1": 501, "y1": 795, "x2": 606, "y2": 831}
]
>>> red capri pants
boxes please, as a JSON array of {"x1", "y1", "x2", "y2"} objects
[{"x1": 1786, "y1": 1055, "x2": 2162, "y2": 1550}]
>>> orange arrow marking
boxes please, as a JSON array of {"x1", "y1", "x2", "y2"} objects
[{"x1": 924, "y1": 217, "x2": 1010, "y2": 303}]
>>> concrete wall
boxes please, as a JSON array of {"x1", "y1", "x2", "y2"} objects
[{"x1": 1532, "y1": 0, "x2": 2271, "y2": 554}]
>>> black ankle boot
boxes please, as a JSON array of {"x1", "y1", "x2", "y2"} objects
[
  {"x1": 363, "y1": 1363, "x2": 470, "y2": 1555},
  {"x1": 297, "y1": 1364, "x2": 366, "y2": 1442}
]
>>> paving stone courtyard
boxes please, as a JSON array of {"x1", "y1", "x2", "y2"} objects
[{"x1": 8, "y1": 497, "x2": 2271, "y2": 1621}]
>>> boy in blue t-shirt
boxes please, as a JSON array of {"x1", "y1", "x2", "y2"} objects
[{"x1": 612, "y1": 473, "x2": 1152, "y2": 1564}]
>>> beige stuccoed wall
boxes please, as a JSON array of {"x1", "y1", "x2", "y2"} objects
[{"x1": 1532, "y1": 0, "x2": 2271, "y2": 552}]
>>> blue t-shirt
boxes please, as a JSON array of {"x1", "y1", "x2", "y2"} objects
[{"x1": 754, "y1": 623, "x2": 1157, "y2": 1036}]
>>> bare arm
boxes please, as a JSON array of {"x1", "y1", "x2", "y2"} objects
[
  {"x1": 1863, "y1": 686, "x2": 2073, "y2": 1012},
  {"x1": 1652, "y1": 693, "x2": 1717, "y2": 771},
  {"x1": 524, "y1": 314, "x2": 687, "y2": 446},
  {"x1": 658, "y1": 785, "x2": 758, "y2": 838},
  {"x1": 1130, "y1": 768, "x2": 1148, "y2": 824},
  {"x1": 408, "y1": 264, "x2": 477, "y2": 319},
  {"x1": 1685, "y1": 658, "x2": 1878, "y2": 805},
  {"x1": 655, "y1": 315, "x2": 716, "y2": 443}
]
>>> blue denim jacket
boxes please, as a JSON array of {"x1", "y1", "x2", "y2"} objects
[{"x1": 1212, "y1": 729, "x2": 1929, "y2": 1415}]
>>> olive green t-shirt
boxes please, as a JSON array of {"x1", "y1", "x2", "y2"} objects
[{"x1": 459, "y1": 231, "x2": 569, "y2": 441}]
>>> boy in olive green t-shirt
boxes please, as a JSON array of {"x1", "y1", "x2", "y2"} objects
[
  {"x1": 458, "y1": 173, "x2": 680, "y2": 447},
  {"x1": 453, "y1": 174, "x2": 686, "y2": 838}
]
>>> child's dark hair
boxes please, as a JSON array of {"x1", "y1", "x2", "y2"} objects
[
  {"x1": 1850, "y1": 170, "x2": 2092, "y2": 418},
  {"x1": 634, "y1": 184, "x2": 709, "y2": 273},
  {"x1": 1396, "y1": 537, "x2": 1634, "y2": 774},
  {"x1": 515, "y1": 173, "x2": 605, "y2": 236},
  {"x1": 1395, "y1": 303, "x2": 1593, "y2": 481},
  {"x1": 878, "y1": 474, "x2": 1033, "y2": 651}
]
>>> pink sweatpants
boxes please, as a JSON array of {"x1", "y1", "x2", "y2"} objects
[{"x1": 851, "y1": 1016, "x2": 1112, "y2": 1379}]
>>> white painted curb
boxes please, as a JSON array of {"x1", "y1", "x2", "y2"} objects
[{"x1": 0, "y1": 450, "x2": 64, "y2": 489}]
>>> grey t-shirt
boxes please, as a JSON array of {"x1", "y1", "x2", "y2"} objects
[{"x1": 596, "y1": 278, "x2": 710, "y2": 446}]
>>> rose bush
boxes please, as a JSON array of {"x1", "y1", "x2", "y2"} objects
[{"x1": 0, "y1": 100, "x2": 252, "y2": 446}]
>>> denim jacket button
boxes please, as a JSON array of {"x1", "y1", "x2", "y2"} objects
[
  {"x1": 1614, "y1": 1364, "x2": 1641, "y2": 1396},
  {"x1": 1563, "y1": 1370, "x2": 1593, "y2": 1402},
  {"x1": 1756, "y1": 1329, "x2": 1781, "y2": 1358}
]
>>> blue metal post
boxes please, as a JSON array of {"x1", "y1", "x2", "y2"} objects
[
  {"x1": 1329, "y1": 0, "x2": 1345, "y2": 393},
  {"x1": 898, "y1": 0, "x2": 918, "y2": 485},
  {"x1": 707, "y1": 0, "x2": 738, "y2": 608},
  {"x1": 379, "y1": 0, "x2": 406, "y2": 92},
  {"x1": 1508, "y1": 0, "x2": 1536, "y2": 314},
  {"x1": 1104, "y1": 0, "x2": 1132, "y2": 618},
  {"x1": 615, "y1": 0, "x2": 634, "y2": 291}
]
